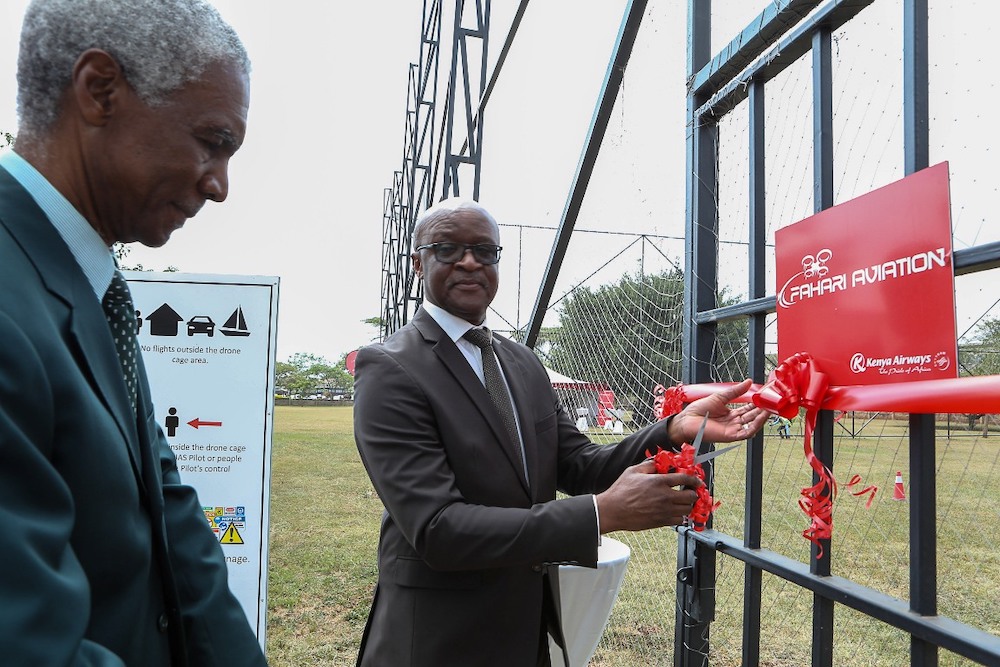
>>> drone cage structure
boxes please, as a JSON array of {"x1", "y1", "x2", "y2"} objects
[{"x1": 381, "y1": 1, "x2": 1000, "y2": 664}]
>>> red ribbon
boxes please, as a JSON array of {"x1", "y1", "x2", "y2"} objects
[
  {"x1": 652, "y1": 357, "x2": 1000, "y2": 556},
  {"x1": 670, "y1": 372, "x2": 1000, "y2": 414},
  {"x1": 752, "y1": 352, "x2": 829, "y2": 418},
  {"x1": 652, "y1": 383, "x2": 685, "y2": 421},
  {"x1": 844, "y1": 474, "x2": 877, "y2": 509},
  {"x1": 645, "y1": 443, "x2": 720, "y2": 531},
  {"x1": 749, "y1": 353, "x2": 839, "y2": 553},
  {"x1": 651, "y1": 383, "x2": 716, "y2": 529}
]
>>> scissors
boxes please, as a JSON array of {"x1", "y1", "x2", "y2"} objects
[{"x1": 692, "y1": 413, "x2": 747, "y2": 464}]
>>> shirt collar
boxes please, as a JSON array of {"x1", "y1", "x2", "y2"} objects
[
  {"x1": 0, "y1": 150, "x2": 116, "y2": 299},
  {"x1": 421, "y1": 300, "x2": 484, "y2": 343}
]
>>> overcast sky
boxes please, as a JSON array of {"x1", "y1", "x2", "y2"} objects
[
  {"x1": 0, "y1": 1, "x2": 417, "y2": 361},
  {"x1": 3, "y1": 1, "x2": 994, "y2": 363},
  {"x1": 0, "y1": 0, "x2": 675, "y2": 364}
]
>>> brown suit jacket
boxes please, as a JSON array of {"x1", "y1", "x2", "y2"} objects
[{"x1": 354, "y1": 307, "x2": 672, "y2": 666}]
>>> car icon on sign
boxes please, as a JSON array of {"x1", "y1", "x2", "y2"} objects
[{"x1": 187, "y1": 315, "x2": 215, "y2": 337}]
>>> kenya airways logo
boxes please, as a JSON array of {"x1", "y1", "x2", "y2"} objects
[
  {"x1": 850, "y1": 350, "x2": 952, "y2": 376},
  {"x1": 777, "y1": 245, "x2": 947, "y2": 309}
]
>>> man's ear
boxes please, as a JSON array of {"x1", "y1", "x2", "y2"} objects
[
  {"x1": 411, "y1": 252, "x2": 423, "y2": 279},
  {"x1": 71, "y1": 49, "x2": 127, "y2": 127}
]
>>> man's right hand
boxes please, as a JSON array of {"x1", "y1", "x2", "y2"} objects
[{"x1": 595, "y1": 460, "x2": 702, "y2": 534}]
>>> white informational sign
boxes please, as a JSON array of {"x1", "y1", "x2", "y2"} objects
[{"x1": 125, "y1": 271, "x2": 279, "y2": 645}]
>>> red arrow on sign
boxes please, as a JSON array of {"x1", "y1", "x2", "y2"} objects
[{"x1": 187, "y1": 418, "x2": 223, "y2": 429}]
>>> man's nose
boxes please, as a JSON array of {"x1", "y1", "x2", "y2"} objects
[
  {"x1": 454, "y1": 246, "x2": 483, "y2": 267},
  {"x1": 200, "y1": 161, "x2": 230, "y2": 203}
]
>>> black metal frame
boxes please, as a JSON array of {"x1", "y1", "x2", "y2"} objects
[
  {"x1": 524, "y1": 0, "x2": 650, "y2": 348},
  {"x1": 383, "y1": 0, "x2": 1000, "y2": 662},
  {"x1": 441, "y1": 0, "x2": 491, "y2": 200},
  {"x1": 380, "y1": 0, "x2": 442, "y2": 339},
  {"x1": 675, "y1": 0, "x2": 1000, "y2": 665}
]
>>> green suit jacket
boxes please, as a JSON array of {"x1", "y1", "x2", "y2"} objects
[{"x1": 0, "y1": 167, "x2": 267, "y2": 666}]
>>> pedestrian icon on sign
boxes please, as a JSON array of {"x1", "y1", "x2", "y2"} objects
[{"x1": 165, "y1": 407, "x2": 180, "y2": 437}]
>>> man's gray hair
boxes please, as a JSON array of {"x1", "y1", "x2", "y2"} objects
[
  {"x1": 412, "y1": 198, "x2": 499, "y2": 247},
  {"x1": 16, "y1": 0, "x2": 250, "y2": 137}
]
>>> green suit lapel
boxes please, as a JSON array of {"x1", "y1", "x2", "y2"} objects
[{"x1": 0, "y1": 168, "x2": 146, "y2": 491}]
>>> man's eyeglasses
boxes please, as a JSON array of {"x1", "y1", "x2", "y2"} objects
[{"x1": 415, "y1": 242, "x2": 503, "y2": 265}]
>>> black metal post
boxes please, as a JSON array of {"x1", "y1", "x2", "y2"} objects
[
  {"x1": 810, "y1": 25, "x2": 835, "y2": 667},
  {"x1": 524, "y1": 0, "x2": 649, "y2": 348},
  {"x1": 742, "y1": 76, "x2": 767, "y2": 667},
  {"x1": 909, "y1": 414, "x2": 938, "y2": 666}
]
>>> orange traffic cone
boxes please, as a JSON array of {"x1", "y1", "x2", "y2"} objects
[{"x1": 892, "y1": 471, "x2": 907, "y2": 501}]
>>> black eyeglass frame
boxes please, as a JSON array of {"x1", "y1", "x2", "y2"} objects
[{"x1": 414, "y1": 242, "x2": 503, "y2": 265}]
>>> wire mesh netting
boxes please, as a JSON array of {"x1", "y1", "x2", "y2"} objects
[{"x1": 479, "y1": 0, "x2": 998, "y2": 664}]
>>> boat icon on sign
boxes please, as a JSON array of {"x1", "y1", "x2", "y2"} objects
[{"x1": 220, "y1": 306, "x2": 250, "y2": 337}]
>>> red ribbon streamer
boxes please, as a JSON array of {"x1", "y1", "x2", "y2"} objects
[
  {"x1": 844, "y1": 474, "x2": 877, "y2": 509},
  {"x1": 747, "y1": 353, "x2": 839, "y2": 553},
  {"x1": 651, "y1": 383, "x2": 716, "y2": 529}
]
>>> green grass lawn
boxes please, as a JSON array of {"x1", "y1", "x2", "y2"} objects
[
  {"x1": 264, "y1": 406, "x2": 999, "y2": 666},
  {"x1": 265, "y1": 406, "x2": 381, "y2": 666}
]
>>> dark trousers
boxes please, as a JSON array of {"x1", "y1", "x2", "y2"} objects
[
  {"x1": 539, "y1": 567, "x2": 569, "y2": 667},
  {"x1": 536, "y1": 627, "x2": 552, "y2": 667}
]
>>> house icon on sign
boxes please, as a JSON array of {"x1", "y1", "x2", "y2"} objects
[{"x1": 146, "y1": 304, "x2": 184, "y2": 337}]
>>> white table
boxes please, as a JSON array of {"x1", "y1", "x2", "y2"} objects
[{"x1": 549, "y1": 537, "x2": 631, "y2": 666}]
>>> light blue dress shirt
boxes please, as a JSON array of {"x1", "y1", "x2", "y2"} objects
[{"x1": 0, "y1": 150, "x2": 116, "y2": 300}]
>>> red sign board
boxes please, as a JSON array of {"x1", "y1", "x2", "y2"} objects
[{"x1": 776, "y1": 162, "x2": 957, "y2": 386}]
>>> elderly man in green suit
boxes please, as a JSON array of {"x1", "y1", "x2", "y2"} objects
[{"x1": 0, "y1": 1, "x2": 267, "y2": 665}]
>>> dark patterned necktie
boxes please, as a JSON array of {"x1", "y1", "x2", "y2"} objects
[
  {"x1": 463, "y1": 327, "x2": 526, "y2": 480},
  {"x1": 102, "y1": 270, "x2": 139, "y2": 413}
]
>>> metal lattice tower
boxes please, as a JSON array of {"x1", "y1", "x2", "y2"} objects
[{"x1": 381, "y1": 0, "x2": 491, "y2": 340}]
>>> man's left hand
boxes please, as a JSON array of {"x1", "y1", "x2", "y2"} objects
[{"x1": 666, "y1": 379, "x2": 770, "y2": 445}]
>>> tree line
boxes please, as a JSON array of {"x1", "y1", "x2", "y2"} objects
[
  {"x1": 533, "y1": 267, "x2": 749, "y2": 425},
  {"x1": 275, "y1": 352, "x2": 355, "y2": 399}
]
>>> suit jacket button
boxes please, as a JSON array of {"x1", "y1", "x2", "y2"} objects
[{"x1": 158, "y1": 613, "x2": 170, "y2": 633}]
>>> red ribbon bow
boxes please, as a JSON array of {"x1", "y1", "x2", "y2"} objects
[
  {"x1": 752, "y1": 352, "x2": 828, "y2": 419},
  {"x1": 651, "y1": 358, "x2": 1000, "y2": 557},
  {"x1": 645, "y1": 444, "x2": 720, "y2": 531},
  {"x1": 752, "y1": 353, "x2": 875, "y2": 555},
  {"x1": 652, "y1": 383, "x2": 685, "y2": 421}
]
